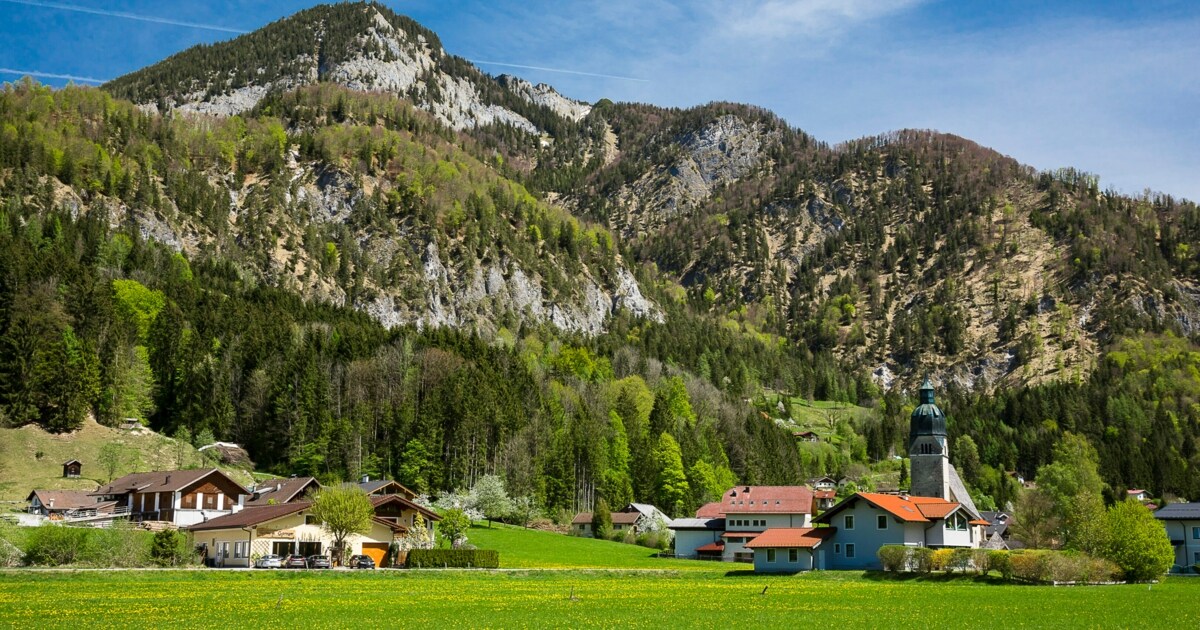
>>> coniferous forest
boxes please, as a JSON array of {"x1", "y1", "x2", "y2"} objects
[{"x1": 3, "y1": 2, "x2": 1200, "y2": 518}]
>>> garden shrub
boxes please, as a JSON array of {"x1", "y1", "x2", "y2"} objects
[
  {"x1": 150, "y1": 529, "x2": 193, "y2": 567},
  {"x1": 931, "y1": 548, "x2": 956, "y2": 572},
  {"x1": 407, "y1": 548, "x2": 499, "y2": 568},
  {"x1": 971, "y1": 549, "x2": 991, "y2": 575},
  {"x1": 1009, "y1": 550, "x2": 1048, "y2": 582},
  {"x1": 877, "y1": 545, "x2": 910, "y2": 572},
  {"x1": 24, "y1": 525, "x2": 89, "y2": 566},
  {"x1": 988, "y1": 550, "x2": 1012, "y2": 579},
  {"x1": 911, "y1": 547, "x2": 934, "y2": 573},
  {"x1": 948, "y1": 548, "x2": 974, "y2": 573},
  {"x1": 1008, "y1": 550, "x2": 1120, "y2": 583}
]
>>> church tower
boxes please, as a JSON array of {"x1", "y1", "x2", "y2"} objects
[{"x1": 909, "y1": 378, "x2": 950, "y2": 500}]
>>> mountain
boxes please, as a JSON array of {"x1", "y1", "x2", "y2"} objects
[
  {"x1": 526, "y1": 102, "x2": 1200, "y2": 392},
  {"x1": 2, "y1": 2, "x2": 1199, "y2": 508},
  {"x1": 104, "y1": 3, "x2": 588, "y2": 135}
]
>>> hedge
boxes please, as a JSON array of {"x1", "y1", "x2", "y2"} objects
[
  {"x1": 874, "y1": 546, "x2": 1120, "y2": 583},
  {"x1": 406, "y1": 549, "x2": 499, "y2": 568}
]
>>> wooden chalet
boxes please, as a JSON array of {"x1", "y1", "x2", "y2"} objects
[{"x1": 90, "y1": 468, "x2": 249, "y2": 527}]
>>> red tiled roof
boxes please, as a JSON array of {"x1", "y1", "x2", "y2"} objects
[
  {"x1": 744, "y1": 527, "x2": 836, "y2": 549},
  {"x1": 695, "y1": 502, "x2": 724, "y2": 518},
  {"x1": 969, "y1": 519, "x2": 991, "y2": 526},
  {"x1": 814, "y1": 490, "x2": 836, "y2": 499},
  {"x1": 722, "y1": 486, "x2": 814, "y2": 515},
  {"x1": 721, "y1": 531, "x2": 760, "y2": 539},
  {"x1": 695, "y1": 541, "x2": 725, "y2": 552},
  {"x1": 916, "y1": 503, "x2": 959, "y2": 519}
]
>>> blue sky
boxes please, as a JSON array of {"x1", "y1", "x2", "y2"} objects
[{"x1": 1, "y1": 0, "x2": 1197, "y2": 201}]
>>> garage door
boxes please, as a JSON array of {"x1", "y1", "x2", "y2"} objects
[{"x1": 361, "y1": 543, "x2": 389, "y2": 567}]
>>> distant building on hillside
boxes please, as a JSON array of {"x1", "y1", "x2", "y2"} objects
[
  {"x1": 62, "y1": 460, "x2": 82, "y2": 479},
  {"x1": 572, "y1": 503, "x2": 669, "y2": 538}
]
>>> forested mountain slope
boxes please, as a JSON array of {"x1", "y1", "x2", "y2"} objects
[{"x1": 2, "y1": 1, "x2": 1199, "y2": 513}]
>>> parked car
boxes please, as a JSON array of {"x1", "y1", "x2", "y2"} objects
[
  {"x1": 283, "y1": 554, "x2": 308, "y2": 569},
  {"x1": 254, "y1": 554, "x2": 283, "y2": 569},
  {"x1": 307, "y1": 555, "x2": 331, "y2": 569},
  {"x1": 348, "y1": 554, "x2": 376, "y2": 569}
]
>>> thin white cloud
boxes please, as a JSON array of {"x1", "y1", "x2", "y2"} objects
[
  {"x1": 722, "y1": 0, "x2": 925, "y2": 39},
  {"x1": 0, "y1": 67, "x2": 106, "y2": 83},
  {"x1": 0, "y1": 0, "x2": 248, "y2": 34},
  {"x1": 470, "y1": 60, "x2": 649, "y2": 83}
]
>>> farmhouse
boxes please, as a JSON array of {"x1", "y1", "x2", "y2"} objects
[
  {"x1": 355, "y1": 476, "x2": 418, "y2": 500},
  {"x1": 90, "y1": 469, "x2": 249, "y2": 527},
  {"x1": 26, "y1": 489, "x2": 116, "y2": 519},
  {"x1": 189, "y1": 501, "x2": 405, "y2": 567},
  {"x1": 572, "y1": 503, "x2": 669, "y2": 537},
  {"x1": 1154, "y1": 502, "x2": 1200, "y2": 572},
  {"x1": 813, "y1": 492, "x2": 988, "y2": 569},
  {"x1": 744, "y1": 527, "x2": 836, "y2": 572},
  {"x1": 670, "y1": 486, "x2": 814, "y2": 561}
]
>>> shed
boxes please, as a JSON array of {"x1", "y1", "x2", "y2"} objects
[{"x1": 62, "y1": 460, "x2": 82, "y2": 478}]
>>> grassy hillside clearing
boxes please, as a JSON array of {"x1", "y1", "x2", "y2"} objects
[
  {"x1": 0, "y1": 570, "x2": 1194, "y2": 628},
  {"x1": 0, "y1": 417, "x2": 253, "y2": 504}
]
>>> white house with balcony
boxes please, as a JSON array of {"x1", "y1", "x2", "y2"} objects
[{"x1": 90, "y1": 468, "x2": 249, "y2": 528}]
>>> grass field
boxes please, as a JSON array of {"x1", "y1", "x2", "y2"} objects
[
  {"x1": 0, "y1": 569, "x2": 1196, "y2": 628},
  {"x1": 0, "y1": 418, "x2": 253, "y2": 503},
  {"x1": 463, "y1": 523, "x2": 714, "y2": 570}
]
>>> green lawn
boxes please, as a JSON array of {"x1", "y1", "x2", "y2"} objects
[
  {"x1": 0, "y1": 569, "x2": 1195, "y2": 628},
  {"x1": 463, "y1": 522, "x2": 717, "y2": 570}
]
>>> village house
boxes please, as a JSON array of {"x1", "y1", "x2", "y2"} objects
[
  {"x1": 671, "y1": 486, "x2": 814, "y2": 562},
  {"x1": 90, "y1": 468, "x2": 249, "y2": 527},
  {"x1": 1127, "y1": 489, "x2": 1148, "y2": 502},
  {"x1": 572, "y1": 503, "x2": 669, "y2": 537},
  {"x1": 980, "y1": 510, "x2": 1022, "y2": 550},
  {"x1": 793, "y1": 431, "x2": 819, "y2": 443},
  {"x1": 245, "y1": 477, "x2": 321, "y2": 506},
  {"x1": 189, "y1": 501, "x2": 405, "y2": 567},
  {"x1": 371, "y1": 494, "x2": 443, "y2": 531},
  {"x1": 26, "y1": 489, "x2": 115, "y2": 520},
  {"x1": 744, "y1": 527, "x2": 836, "y2": 572},
  {"x1": 1154, "y1": 502, "x2": 1200, "y2": 572},
  {"x1": 813, "y1": 489, "x2": 837, "y2": 512},
  {"x1": 806, "y1": 477, "x2": 837, "y2": 492},
  {"x1": 811, "y1": 492, "x2": 988, "y2": 570},
  {"x1": 354, "y1": 476, "x2": 418, "y2": 500}
]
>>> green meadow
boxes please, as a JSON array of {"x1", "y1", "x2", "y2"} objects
[
  {"x1": 1, "y1": 521, "x2": 1196, "y2": 628},
  {"x1": 0, "y1": 569, "x2": 1196, "y2": 629}
]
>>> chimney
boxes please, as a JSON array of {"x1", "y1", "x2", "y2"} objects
[
  {"x1": 360, "y1": 474, "x2": 370, "y2": 484},
  {"x1": 48, "y1": 499, "x2": 54, "y2": 508}
]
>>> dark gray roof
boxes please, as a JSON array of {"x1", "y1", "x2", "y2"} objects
[
  {"x1": 1154, "y1": 502, "x2": 1200, "y2": 520},
  {"x1": 92, "y1": 468, "x2": 246, "y2": 496},
  {"x1": 246, "y1": 477, "x2": 320, "y2": 506},
  {"x1": 668, "y1": 517, "x2": 726, "y2": 530},
  {"x1": 981, "y1": 510, "x2": 1011, "y2": 538}
]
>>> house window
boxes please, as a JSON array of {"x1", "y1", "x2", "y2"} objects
[
  {"x1": 1192, "y1": 526, "x2": 1200, "y2": 540},
  {"x1": 846, "y1": 544, "x2": 855, "y2": 558},
  {"x1": 834, "y1": 544, "x2": 841, "y2": 554},
  {"x1": 1195, "y1": 551, "x2": 1200, "y2": 563},
  {"x1": 946, "y1": 513, "x2": 967, "y2": 531},
  {"x1": 844, "y1": 515, "x2": 855, "y2": 530},
  {"x1": 767, "y1": 549, "x2": 776, "y2": 563},
  {"x1": 788, "y1": 549, "x2": 798, "y2": 563},
  {"x1": 877, "y1": 515, "x2": 888, "y2": 529},
  {"x1": 233, "y1": 541, "x2": 248, "y2": 559}
]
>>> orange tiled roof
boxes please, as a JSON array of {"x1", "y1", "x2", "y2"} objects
[
  {"x1": 969, "y1": 519, "x2": 991, "y2": 526},
  {"x1": 744, "y1": 527, "x2": 836, "y2": 549},
  {"x1": 695, "y1": 541, "x2": 725, "y2": 552},
  {"x1": 817, "y1": 492, "x2": 967, "y2": 524},
  {"x1": 695, "y1": 502, "x2": 725, "y2": 518}
]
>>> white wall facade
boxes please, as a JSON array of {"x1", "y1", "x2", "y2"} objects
[{"x1": 674, "y1": 529, "x2": 722, "y2": 558}]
